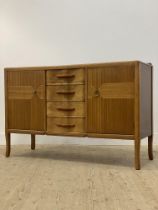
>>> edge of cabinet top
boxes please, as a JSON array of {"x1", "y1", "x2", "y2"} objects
[{"x1": 4, "y1": 60, "x2": 152, "y2": 71}]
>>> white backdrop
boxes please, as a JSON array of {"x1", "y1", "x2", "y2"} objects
[{"x1": 0, "y1": 0, "x2": 158, "y2": 145}]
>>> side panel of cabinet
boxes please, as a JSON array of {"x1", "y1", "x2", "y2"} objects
[
  {"x1": 6, "y1": 70, "x2": 46, "y2": 131},
  {"x1": 87, "y1": 64, "x2": 135, "y2": 135},
  {"x1": 139, "y1": 63, "x2": 152, "y2": 138}
]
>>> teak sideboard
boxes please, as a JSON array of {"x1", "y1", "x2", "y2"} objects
[{"x1": 4, "y1": 61, "x2": 153, "y2": 170}]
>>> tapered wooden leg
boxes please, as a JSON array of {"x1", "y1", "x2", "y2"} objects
[
  {"x1": 5, "y1": 132, "x2": 11, "y2": 157},
  {"x1": 148, "y1": 135, "x2": 153, "y2": 160},
  {"x1": 135, "y1": 138, "x2": 141, "y2": 170},
  {"x1": 31, "y1": 134, "x2": 35, "y2": 150}
]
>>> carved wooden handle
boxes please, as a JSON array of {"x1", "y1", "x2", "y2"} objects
[
  {"x1": 56, "y1": 124, "x2": 75, "y2": 128},
  {"x1": 56, "y1": 91, "x2": 75, "y2": 95},
  {"x1": 57, "y1": 108, "x2": 75, "y2": 111},
  {"x1": 56, "y1": 74, "x2": 75, "y2": 79}
]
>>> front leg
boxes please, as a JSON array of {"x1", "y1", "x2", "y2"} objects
[
  {"x1": 5, "y1": 132, "x2": 11, "y2": 157},
  {"x1": 148, "y1": 135, "x2": 153, "y2": 160},
  {"x1": 31, "y1": 134, "x2": 35, "y2": 150},
  {"x1": 134, "y1": 138, "x2": 141, "y2": 170}
]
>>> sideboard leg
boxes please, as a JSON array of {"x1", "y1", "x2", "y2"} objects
[
  {"x1": 31, "y1": 134, "x2": 35, "y2": 150},
  {"x1": 5, "y1": 132, "x2": 11, "y2": 157},
  {"x1": 134, "y1": 138, "x2": 141, "y2": 170},
  {"x1": 148, "y1": 135, "x2": 153, "y2": 160}
]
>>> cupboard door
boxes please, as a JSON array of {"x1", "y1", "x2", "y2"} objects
[
  {"x1": 87, "y1": 64, "x2": 135, "y2": 135},
  {"x1": 6, "y1": 70, "x2": 45, "y2": 131}
]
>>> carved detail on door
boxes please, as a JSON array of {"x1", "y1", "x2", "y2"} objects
[
  {"x1": 8, "y1": 85, "x2": 45, "y2": 100},
  {"x1": 99, "y1": 82, "x2": 134, "y2": 99}
]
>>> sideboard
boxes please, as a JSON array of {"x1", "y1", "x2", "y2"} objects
[{"x1": 4, "y1": 61, "x2": 153, "y2": 169}]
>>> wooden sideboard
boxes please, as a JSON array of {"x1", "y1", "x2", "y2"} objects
[{"x1": 4, "y1": 61, "x2": 153, "y2": 169}]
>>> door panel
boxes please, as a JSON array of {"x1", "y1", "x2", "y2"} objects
[
  {"x1": 7, "y1": 70, "x2": 45, "y2": 131},
  {"x1": 87, "y1": 65, "x2": 135, "y2": 135}
]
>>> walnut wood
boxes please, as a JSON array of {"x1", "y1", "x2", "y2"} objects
[
  {"x1": 46, "y1": 132, "x2": 86, "y2": 137},
  {"x1": 57, "y1": 107, "x2": 75, "y2": 111},
  {"x1": 4, "y1": 61, "x2": 153, "y2": 169},
  {"x1": 87, "y1": 64, "x2": 135, "y2": 135},
  {"x1": 98, "y1": 82, "x2": 134, "y2": 99},
  {"x1": 56, "y1": 124, "x2": 76, "y2": 128},
  {"x1": 139, "y1": 63, "x2": 152, "y2": 138},
  {"x1": 47, "y1": 117, "x2": 85, "y2": 134},
  {"x1": 7, "y1": 129, "x2": 45, "y2": 134},
  {"x1": 148, "y1": 135, "x2": 153, "y2": 160},
  {"x1": 85, "y1": 67, "x2": 88, "y2": 134},
  {"x1": 5, "y1": 132, "x2": 10, "y2": 157},
  {"x1": 31, "y1": 134, "x2": 35, "y2": 150},
  {"x1": 47, "y1": 68, "x2": 84, "y2": 84},
  {"x1": 8, "y1": 85, "x2": 45, "y2": 100},
  {"x1": 47, "y1": 101, "x2": 84, "y2": 117},
  {"x1": 87, "y1": 133, "x2": 134, "y2": 140},
  {"x1": 56, "y1": 74, "x2": 75, "y2": 78},
  {"x1": 148, "y1": 64, "x2": 153, "y2": 160},
  {"x1": 47, "y1": 85, "x2": 85, "y2": 102},
  {"x1": 5, "y1": 60, "x2": 150, "y2": 71},
  {"x1": 135, "y1": 138, "x2": 141, "y2": 170},
  {"x1": 6, "y1": 70, "x2": 46, "y2": 131},
  {"x1": 134, "y1": 62, "x2": 141, "y2": 170},
  {"x1": 4, "y1": 70, "x2": 9, "y2": 149},
  {"x1": 56, "y1": 91, "x2": 75, "y2": 95}
]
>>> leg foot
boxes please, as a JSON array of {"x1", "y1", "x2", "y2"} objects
[
  {"x1": 135, "y1": 138, "x2": 141, "y2": 170},
  {"x1": 148, "y1": 135, "x2": 153, "y2": 160},
  {"x1": 31, "y1": 134, "x2": 35, "y2": 150},
  {"x1": 5, "y1": 132, "x2": 11, "y2": 157}
]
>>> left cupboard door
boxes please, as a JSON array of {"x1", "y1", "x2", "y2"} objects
[{"x1": 5, "y1": 70, "x2": 46, "y2": 132}]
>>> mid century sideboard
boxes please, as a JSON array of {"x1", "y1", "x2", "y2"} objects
[{"x1": 4, "y1": 61, "x2": 153, "y2": 169}]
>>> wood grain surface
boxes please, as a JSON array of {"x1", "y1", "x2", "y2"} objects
[
  {"x1": 47, "y1": 101, "x2": 85, "y2": 117},
  {"x1": 47, "y1": 68, "x2": 85, "y2": 84},
  {"x1": 4, "y1": 61, "x2": 153, "y2": 169},
  {"x1": 47, "y1": 117, "x2": 85, "y2": 134},
  {"x1": 6, "y1": 70, "x2": 46, "y2": 131},
  {"x1": 47, "y1": 84, "x2": 85, "y2": 101},
  {"x1": 87, "y1": 64, "x2": 135, "y2": 135}
]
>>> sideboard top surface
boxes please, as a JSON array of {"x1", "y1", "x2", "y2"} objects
[{"x1": 4, "y1": 60, "x2": 152, "y2": 71}]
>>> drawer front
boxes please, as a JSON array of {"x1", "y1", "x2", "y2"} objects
[
  {"x1": 47, "y1": 85, "x2": 84, "y2": 101},
  {"x1": 47, "y1": 101, "x2": 85, "y2": 117},
  {"x1": 47, "y1": 68, "x2": 85, "y2": 84},
  {"x1": 47, "y1": 117, "x2": 85, "y2": 134}
]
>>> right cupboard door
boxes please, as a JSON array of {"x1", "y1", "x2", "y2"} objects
[{"x1": 87, "y1": 64, "x2": 135, "y2": 135}]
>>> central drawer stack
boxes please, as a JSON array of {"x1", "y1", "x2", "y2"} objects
[{"x1": 46, "y1": 68, "x2": 85, "y2": 135}]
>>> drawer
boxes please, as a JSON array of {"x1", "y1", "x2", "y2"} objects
[
  {"x1": 47, "y1": 101, "x2": 85, "y2": 117},
  {"x1": 47, "y1": 68, "x2": 85, "y2": 84},
  {"x1": 47, "y1": 117, "x2": 85, "y2": 134},
  {"x1": 47, "y1": 84, "x2": 85, "y2": 101}
]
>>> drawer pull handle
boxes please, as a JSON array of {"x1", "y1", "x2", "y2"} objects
[
  {"x1": 56, "y1": 124, "x2": 75, "y2": 128},
  {"x1": 56, "y1": 74, "x2": 75, "y2": 79},
  {"x1": 56, "y1": 91, "x2": 75, "y2": 95},
  {"x1": 57, "y1": 108, "x2": 75, "y2": 111}
]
